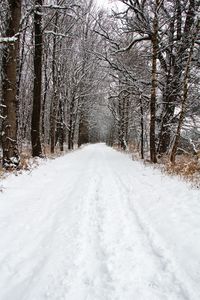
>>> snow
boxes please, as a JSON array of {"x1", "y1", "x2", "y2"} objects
[
  {"x1": 0, "y1": 143, "x2": 200, "y2": 300},
  {"x1": 0, "y1": 37, "x2": 18, "y2": 43}
]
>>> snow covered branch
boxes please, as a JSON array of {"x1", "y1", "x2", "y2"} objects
[
  {"x1": 0, "y1": 35, "x2": 19, "y2": 44},
  {"x1": 44, "y1": 31, "x2": 67, "y2": 38},
  {"x1": 113, "y1": 35, "x2": 150, "y2": 53},
  {"x1": 43, "y1": 4, "x2": 80, "y2": 11}
]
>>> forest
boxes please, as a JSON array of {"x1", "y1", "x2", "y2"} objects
[
  {"x1": 0, "y1": 0, "x2": 199, "y2": 169},
  {"x1": 1, "y1": 2, "x2": 200, "y2": 298}
]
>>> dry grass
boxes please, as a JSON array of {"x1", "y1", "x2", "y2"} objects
[
  {"x1": 42, "y1": 145, "x2": 65, "y2": 158},
  {"x1": 19, "y1": 151, "x2": 33, "y2": 170},
  {"x1": 0, "y1": 144, "x2": 69, "y2": 178},
  {"x1": 115, "y1": 145, "x2": 200, "y2": 187},
  {"x1": 164, "y1": 155, "x2": 200, "y2": 187},
  {"x1": 143, "y1": 153, "x2": 200, "y2": 187},
  {"x1": 0, "y1": 166, "x2": 4, "y2": 179},
  {"x1": 128, "y1": 143, "x2": 139, "y2": 154}
]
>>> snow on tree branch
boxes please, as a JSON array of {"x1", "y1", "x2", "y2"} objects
[
  {"x1": 113, "y1": 35, "x2": 151, "y2": 53},
  {"x1": 0, "y1": 35, "x2": 18, "y2": 43},
  {"x1": 44, "y1": 31, "x2": 68, "y2": 38}
]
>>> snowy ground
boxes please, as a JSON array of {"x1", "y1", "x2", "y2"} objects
[{"x1": 0, "y1": 144, "x2": 200, "y2": 300}]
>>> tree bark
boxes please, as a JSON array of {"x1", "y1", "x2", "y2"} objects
[
  {"x1": 68, "y1": 95, "x2": 75, "y2": 150},
  {"x1": 1, "y1": 0, "x2": 21, "y2": 168},
  {"x1": 170, "y1": 26, "x2": 197, "y2": 164},
  {"x1": 158, "y1": 0, "x2": 196, "y2": 155},
  {"x1": 149, "y1": 0, "x2": 159, "y2": 163},
  {"x1": 57, "y1": 98, "x2": 65, "y2": 151},
  {"x1": 140, "y1": 95, "x2": 144, "y2": 159},
  {"x1": 50, "y1": 12, "x2": 59, "y2": 154},
  {"x1": 78, "y1": 111, "x2": 89, "y2": 147},
  {"x1": 41, "y1": 46, "x2": 49, "y2": 142},
  {"x1": 31, "y1": 0, "x2": 43, "y2": 157}
]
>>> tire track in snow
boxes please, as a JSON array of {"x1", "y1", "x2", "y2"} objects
[
  {"x1": 63, "y1": 159, "x2": 115, "y2": 300},
  {"x1": 1, "y1": 144, "x2": 199, "y2": 300},
  {"x1": 65, "y1": 148, "x2": 195, "y2": 300},
  {"x1": 0, "y1": 149, "x2": 102, "y2": 300},
  {"x1": 112, "y1": 169, "x2": 198, "y2": 300}
]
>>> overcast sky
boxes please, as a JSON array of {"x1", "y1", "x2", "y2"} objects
[{"x1": 95, "y1": 0, "x2": 125, "y2": 10}]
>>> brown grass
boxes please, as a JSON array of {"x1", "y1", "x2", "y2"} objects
[
  {"x1": 0, "y1": 166, "x2": 4, "y2": 178},
  {"x1": 164, "y1": 155, "x2": 200, "y2": 186},
  {"x1": 0, "y1": 144, "x2": 69, "y2": 178},
  {"x1": 119, "y1": 145, "x2": 200, "y2": 187},
  {"x1": 143, "y1": 153, "x2": 200, "y2": 187}
]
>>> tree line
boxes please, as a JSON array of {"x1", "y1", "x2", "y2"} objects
[
  {"x1": 0, "y1": 0, "x2": 107, "y2": 168},
  {"x1": 101, "y1": 0, "x2": 199, "y2": 164},
  {"x1": 0, "y1": 0, "x2": 199, "y2": 169}
]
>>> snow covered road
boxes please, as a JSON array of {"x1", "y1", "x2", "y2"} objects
[{"x1": 0, "y1": 144, "x2": 200, "y2": 300}]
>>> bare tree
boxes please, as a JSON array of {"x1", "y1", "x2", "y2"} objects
[
  {"x1": 170, "y1": 21, "x2": 199, "y2": 164},
  {"x1": 1, "y1": 0, "x2": 22, "y2": 168},
  {"x1": 149, "y1": 0, "x2": 159, "y2": 163},
  {"x1": 31, "y1": 0, "x2": 43, "y2": 157}
]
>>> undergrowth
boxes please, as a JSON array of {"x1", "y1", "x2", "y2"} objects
[
  {"x1": 0, "y1": 144, "x2": 69, "y2": 178},
  {"x1": 114, "y1": 144, "x2": 200, "y2": 188},
  {"x1": 145, "y1": 155, "x2": 200, "y2": 188},
  {"x1": 164, "y1": 156, "x2": 200, "y2": 188}
]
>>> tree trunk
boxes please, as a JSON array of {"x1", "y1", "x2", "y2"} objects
[
  {"x1": 170, "y1": 28, "x2": 197, "y2": 164},
  {"x1": 57, "y1": 98, "x2": 65, "y2": 151},
  {"x1": 1, "y1": 0, "x2": 21, "y2": 168},
  {"x1": 16, "y1": 16, "x2": 29, "y2": 138},
  {"x1": 149, "y1": 0, "x2": 159, "y2": 163},
  {"x1": 31, "y1": 0, "x2": 43, "y2": 157},
  {"x1": 50, "y1": 12, "x2": 59, "y2": 154},
  {"x1": 68, "y1": 96, "x2": 75, "y2": 150},
  {"x1": 158, "y1": 0, "x2": 196, "y2": 155},
  {"x1": 78, "y1": 111, "x2": 89, "y2": 147},
  {"x1": 41, "y1": 46, "x2": 49, "y2": 142},
  {"x1": 140, "y1": 95, "x2": 144, "y2": 159}
]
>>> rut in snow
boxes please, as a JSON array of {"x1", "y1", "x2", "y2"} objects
[{"x1": 0, "y1": 144, "x2": 200, "y2": 300}]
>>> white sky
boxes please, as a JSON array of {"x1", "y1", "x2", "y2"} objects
[{"x1": 95, "y1": 0, "x2": 125, "y2": 11}]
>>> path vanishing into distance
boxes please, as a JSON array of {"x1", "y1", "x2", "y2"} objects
[{"x1": 0, "y1": 144, "x2": 200, "y2": 300}]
